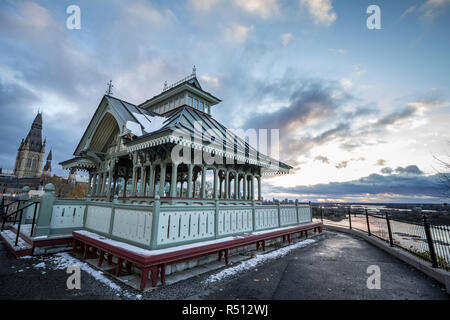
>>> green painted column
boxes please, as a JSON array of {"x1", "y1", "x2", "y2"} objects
[
  {"x1": 139, "y1": 165, "x2": 146, "y2": 196},
  {"x1": 97, "y1": 172, "x2": 102, "y2": 195},
  {"x1": 243, "y1": 174, "x2": 247, "y2": 200},
  {"x1": 94, "y1": 173, "x2": 100, "y2": 195},
  {"x1": 159, "y1": 163, "x2": 166, "y2": 197},
  {"x1": 131, "y1": 162, "x2": 137, "y2": 196},
  {"x1": 87, "y1": 173, "x2": 92, "y2": 196},
  {"x1": 101, "y1": 172, "x2": 107, "y2": 195},
  {"x1": 234, "y1": 173, "x2": 239, "y2": 199},
  {"x1": 250, "y1": 175, "x2": 254, "y2": 200},
  {"x1": 147, "y1": 164, "x2": 155, "y2": 197},
  {"x1": 170, "y1": 163, "x2": 178, "y2": 197},
  {"x1": 106, "y1": 172, "x2": 112, "y2": 199},
  {"x1": 187, "y1": 164, "x2": 193, "y2": 198},
  {"x1": 107, "y1": 161, "x2": 116, "y2": 199},
  {"x1": 33, "y1": 183, "x2": 55, "y2": 237},
  {"x1": 112, "y1": 176, "x2": 117, "y2": 197},
  {"x1": 201, "y1": 166, "x2": 206, "y2": 199},
  {"x1": 225, "y1": 170, "x2": 229, "y2": 199},
  {"x1": 92, "y1": 173, "x2": 97, "y2": 195},
  {"x1": 213, "y1": 168, "x2": 218, "y2": 199},
  {"x1": 257, "y1": 176, "x2": 261, "y2": 200}
]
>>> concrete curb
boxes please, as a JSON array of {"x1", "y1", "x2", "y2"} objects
[{"x1": 324, "y1": 225, "x2": 450, "y2": 294}]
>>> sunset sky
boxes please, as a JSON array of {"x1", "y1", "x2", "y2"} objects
[{"x1": 1, "y1": 0, "x2": 449, "y2": 203}]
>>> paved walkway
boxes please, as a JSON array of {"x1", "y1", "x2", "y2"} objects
[
  {"x1": 0, "y1": 231, "x2": 448, "y2": 300},
  {"x1": 195, "y1": 232, "x2": 449, "y2": 300}
]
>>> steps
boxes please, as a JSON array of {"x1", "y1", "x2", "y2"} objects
[
  {"x1": 0, "y1": 224, "x2": 73, "y2": 257},
  {"x1": 0, "y1": 229, "x2": 33, "y2": 257}
]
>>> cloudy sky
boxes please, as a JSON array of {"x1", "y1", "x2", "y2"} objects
[{"x1": 1, "y1": 0, "x2": 449, "y2": 203}]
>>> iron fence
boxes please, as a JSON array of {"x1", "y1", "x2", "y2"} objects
[{"x1": 313, "y1": 205, "x2": 450, "y2": 272}]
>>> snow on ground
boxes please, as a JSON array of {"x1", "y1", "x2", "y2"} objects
[
  {"x1": 36, "y1": 252, "x2": 142, "y2": 300},
  {"x1": 204, "y1": 239, "x2": 316, "y2": 284},
  {"x1": 33, "y1": 262, "x2": 45, "y2": 268}
]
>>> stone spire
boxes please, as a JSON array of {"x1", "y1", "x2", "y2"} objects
[
  {"x1": 14, "y1": 111, "x2": 46, "y2": 179},
  {"x1": 43, "y1": 148, "x2": 52, "y2": 173},
  {"x1": 23, "y1": 112, "x2": 43, "y2": 152}
]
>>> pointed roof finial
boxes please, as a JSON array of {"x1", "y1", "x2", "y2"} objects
[
  {"x1": 105, "y1": 80, "x2": 114, "y2": 96},
  {"x1": 163, "y1": 80, "x2": 168, "y2": 91},
  {"x1": 192, "y1": 65, "x2": 196, "y2": 77}
]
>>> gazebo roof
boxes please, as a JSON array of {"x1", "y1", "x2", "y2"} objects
[
  {"x1": 126, "y1": 105, "x2": 292, "y2": 173},
  {"x1": 68, "y1": 90, "x2": 291, "y2": 174}
]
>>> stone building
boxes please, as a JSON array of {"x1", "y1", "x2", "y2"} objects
[
  {"x1": 0, "y1": 112, "x2": 54, "y2": 194},
  {"x1": 13, "y1": 112, "x2": 46, "y2": 180}
]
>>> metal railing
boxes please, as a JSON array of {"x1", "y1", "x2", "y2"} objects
[
  {"x1": 0, "y1": 197, "x2": 21, "y2": 228},
  {"x1": 312, "y1": 206, "x2": 450, "y2": 271},
  {"x1": 1, "y1": 198, "x2": 40, "y2": 246}
]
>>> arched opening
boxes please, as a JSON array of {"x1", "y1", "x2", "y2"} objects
[{"x1": 89, "y1": 113, "x2": 120, "y2": 153}]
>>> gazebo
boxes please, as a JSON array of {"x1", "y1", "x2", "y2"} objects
[{"x1": 60, "y1": 70, "x2": 291, "y2": 204}]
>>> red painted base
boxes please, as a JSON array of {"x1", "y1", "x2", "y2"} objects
[{"x1": 72, "y1": 221, "x2": 323, "y2": 291}]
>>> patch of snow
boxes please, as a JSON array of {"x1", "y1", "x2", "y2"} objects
[
  {"x1": 17, "y1": 269, "x2": 24, "y2": 273},
  {"x1": 0, "y1": 230, "x2": 31, "y2": 249},
  {"x1": 18, "y1": 255, "x2": 32, "y2": 259},
  {"x1": 251, "y1": 225, "x2": 308, "y2": 235},
  {"x1": 125, "y1": 121, "x2": 142, "y2": 136},
  {"x1": 33, "y1": 236, "x2": 49, "y2": 239},
  {"x1": 204, "y1": 239, "x2": 316, "y2": 284},
  {"x1": 33, "y1": 262, "x2": 46, "y2": 269},
  {"x1": 40, "y1": 252, "x2": 142, "y2": 300},
  {"x1": 132, "y1": 112, "x2": 166, "y2": 134}
]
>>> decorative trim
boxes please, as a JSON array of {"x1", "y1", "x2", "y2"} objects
[{"x1": 127, "y1": 134, "x2": 289, "y2": 174}]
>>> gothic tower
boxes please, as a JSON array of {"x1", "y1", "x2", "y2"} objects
[
  {"x1": 42, "y1": 148, "x2": 52, "y2": 178},
  {"x1": 13, "y1": 112, "x2": 46, "y2": 179}
]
